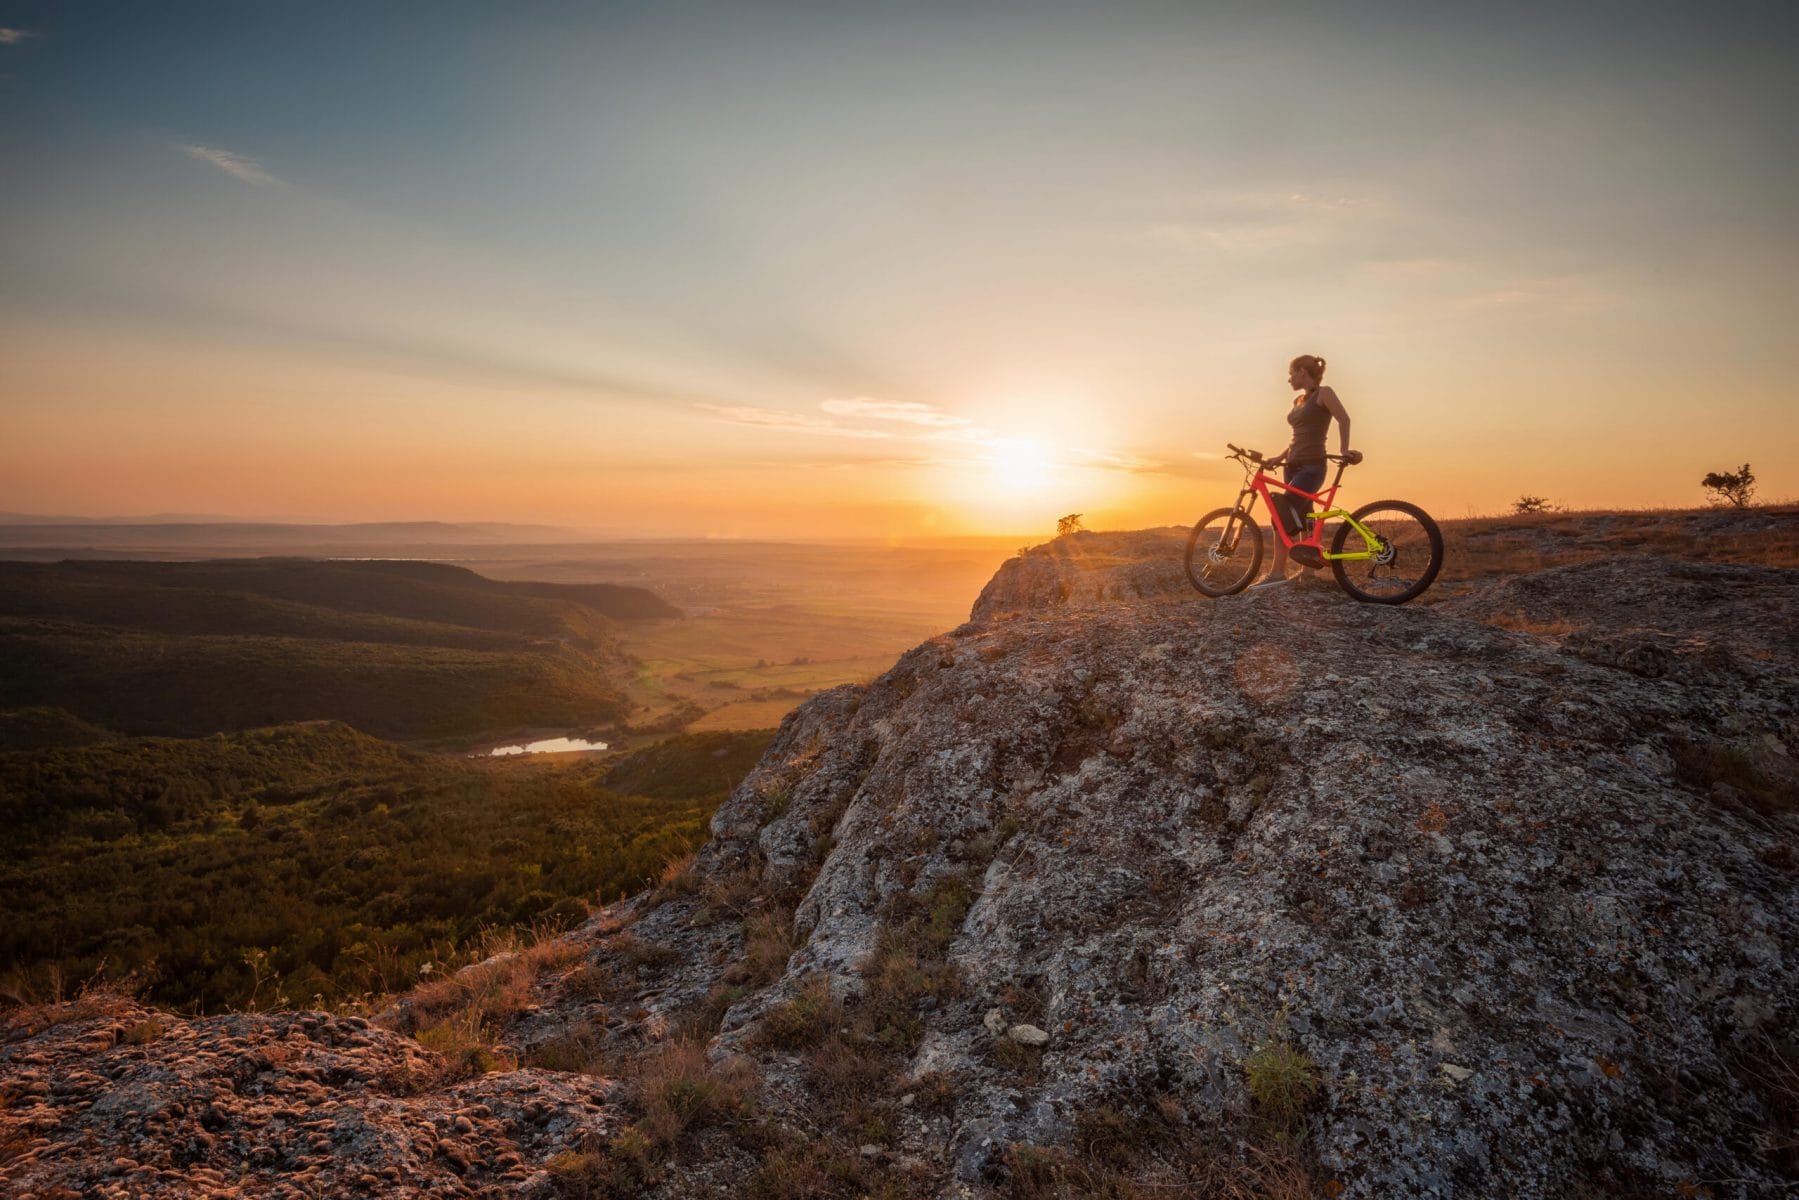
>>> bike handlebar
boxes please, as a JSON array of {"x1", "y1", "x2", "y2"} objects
[{"x1": 1225, "y1": 444, "x2": 1361, "y2": 467}]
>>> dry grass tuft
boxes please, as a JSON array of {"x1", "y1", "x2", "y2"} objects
[
  {"x1": 735, "y1": 906, "x2": 799, "y2": 986},
  {"x1": 754, "y1": 976, "x2": 842, "y2": 1051},
  {"x1": 1004, "y1": 1088, "x2": 1322, "y2": 1200},
  {"x1": 626, "y1": 1036, "x2": 761, "y2": 1152},
  {"x1": 1, "y1": 987, "x2": 143, "y2": 1043},
  {"x1": 904, "y1": 1070, "x2": 958, "y2": 1114},
  {"x1": 387, "y1": 921, "x2": 581, "y2": 1080},
  {"x1": 416, "y1": 1009, "x2": 509, "y2": 1081},
  {"x1": 608, "y1": 931, "x2": 680, "y2": 972},
  {"x1": 524, "y1": 1018, "x2": 607, "y2": 1073},
  {"x1": 702, "y1": 861, "x2": 767, "y2": 919},
  {"x1": 400, "y1": 932, "x2": 580, "y2": 1034},
  {"x1": 1244, "y1": 1040, "x2": 1321, "y2": 1121},
  {"x1": 657, "y1": 852, "x2": 701, "y2": 895}
]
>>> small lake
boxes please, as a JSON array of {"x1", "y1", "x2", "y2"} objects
[{"x1": 486, "y1": 736, "x2": 610, "y2": 757}]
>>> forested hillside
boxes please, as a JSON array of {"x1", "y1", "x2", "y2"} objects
[
  {"x1": 0, "y1": 722, "x2": 772, "y2": 1013},
  {"x1": 0, "y1": 559, "x2": 676, "y2": 740}
]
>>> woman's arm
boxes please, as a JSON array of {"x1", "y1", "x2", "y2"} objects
[{"x1": 1319, "y1": 387, "x2": 1353, "y2": 455}]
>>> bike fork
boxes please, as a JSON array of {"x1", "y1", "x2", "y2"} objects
[{"x1": 1219, "y1": 497, "x2": 1252, "y2": 553}]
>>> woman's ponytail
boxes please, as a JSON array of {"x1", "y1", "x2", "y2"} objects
[{"x1": 1289, "y1": 354, "x2": 1327, "y2": 384}]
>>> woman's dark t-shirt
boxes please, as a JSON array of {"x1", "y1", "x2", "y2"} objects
[{"x1": 1287, "y1": 388, "x2": 1332, "y2": 466}]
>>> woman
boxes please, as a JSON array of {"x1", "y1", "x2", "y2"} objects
[{"x1": 1249, "y1": 354, "x2": 1360, "y2": 590}]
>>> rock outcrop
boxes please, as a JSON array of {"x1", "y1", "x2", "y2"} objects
[
  {"x1": 6, "y1": 535, "x2": 1796, "y2": 1199},
  {"x1": 0, "y1": 999, "x2": 612, "y2": 1199}
]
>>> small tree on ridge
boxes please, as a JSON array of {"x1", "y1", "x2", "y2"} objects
[
  {"x1": 1056, "y1": 513, "x2": 1084, "y2": 536},
  {"x1": 1701, "y1": 463, "x2": 1755, "y2": 509}
]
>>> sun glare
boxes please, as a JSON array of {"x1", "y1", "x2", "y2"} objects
[{"x1": 989, "y1": 438, "x2": 1053, "y2": 493}]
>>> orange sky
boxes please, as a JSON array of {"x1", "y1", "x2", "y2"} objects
[{"x1": 3, "y1": 4, "x2": 1795, "y2": 538}]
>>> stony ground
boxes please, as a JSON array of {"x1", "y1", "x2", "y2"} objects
[
  {"x1": 0, "y1": 1000, "x2": 612, "y2": 1198},
  {"x1": 4, "y1": 526, "x2": 1796, "y2": 1199}
]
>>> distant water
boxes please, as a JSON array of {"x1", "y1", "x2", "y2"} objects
[{"x1": 487, "y1": 736, "x2": 609, "y2": 756}]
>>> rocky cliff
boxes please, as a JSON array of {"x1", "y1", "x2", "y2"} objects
[{"x1": 5, "y1": 537, "x2": 1796, "y2": 1199}]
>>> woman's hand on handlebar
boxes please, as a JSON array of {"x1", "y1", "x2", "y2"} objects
[{"x1": 1341, "y1": 449, "x2": 1363, "y2": 465}]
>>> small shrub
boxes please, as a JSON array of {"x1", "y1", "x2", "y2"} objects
[
  {"x1": 762, "y1": 787, "x2": 792, "y2": 822},
  {"x1": 657, "y1": 852, "x2": 700, "y2": 895},
  {"x1": 611, "y1": 933, "x2": 679, "y2": 972},
  {"x1": 400, "y1": 926, "x2": 582, "y2": 1035},
  {"x1": 746, "y1": 1127, "x2": 911, "y2": 1199},
  {"x1": 1074, "y1": 1103, "x2": 1141, "y2": 1170},
  {"x1": 545, "y1": 1151, "x2": 610, "y2": 1200},
  {"x1": 526, "y1": 1019, "x2": 605, "y2": 1072},
  {"x1": 929, "y1": 879, "x2": 973, "y2": 947},
  {"x1": 1512, "y1": 495, "x2": 1555, "y2": 515},
  {"x1": 755, "y1": 978, "x2": 841, "y2": 1050},
  {"x1": 702, "y1": 862, "x2": 765, "y2": 918},
  {"x1": 121, "y1": 1018, "x2": 165, "y2": 1046},
  {"x1": 630, "y1": 1037, "x2": 759, "y2": 1150},
  {"x1": 906, "y1": 1070, "x2": 958, "y2": 1113},
  {"x1": 962, "y1": 830, "x2": 999, "y2": 862},
  {"x1": 417, "y1": 1014, "x2": 507, "y2": 1081},
  {"x1": 565, "y1": 962, "x2": 615, "y2": 1001},
  {"x1": 1701, "y1": 462, "x2": 1756, "y2": 508},
  {"x1": 734, "y1": 906, "x2": 798, "y2": 986},
  {"x1": 1244, "y1": 1040, "x2": 1320, "y2": 1120}
]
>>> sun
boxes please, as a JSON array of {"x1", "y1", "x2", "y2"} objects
[{"x1": 988, "y1": 438, "x2": 1053, "y2": 493}]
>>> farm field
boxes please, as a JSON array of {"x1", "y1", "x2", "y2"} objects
[{"x1": 451, "y1": 539, "x2": 1016, "y2": 732}]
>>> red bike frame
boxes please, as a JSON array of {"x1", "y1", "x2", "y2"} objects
[{"x1": 1245, "y1": 464, "x2": 1346, "y2": 551}]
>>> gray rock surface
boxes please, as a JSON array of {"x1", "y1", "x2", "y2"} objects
[
  {"x1": 8, "y1": 534, "x2": 1795, "y2": 1199},
  {"x1": 539, "y1": 542, "x2": 1796, "y2": 1197}
]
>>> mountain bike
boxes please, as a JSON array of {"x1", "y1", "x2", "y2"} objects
[{"x1": 1184, "y1": 443, "x2": 1444, "y2": 604}]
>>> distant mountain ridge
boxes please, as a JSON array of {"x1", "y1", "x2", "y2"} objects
[
  {"x1": 0, "y1": 518, "x2": 585, "y2": 547},
  {"x1": 0, "y1": 559, "x2": 675, "y2": 740}
]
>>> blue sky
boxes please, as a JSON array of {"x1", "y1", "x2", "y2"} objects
[{"x1": 2, "y1": 1, "x2": 1795, "y2": 533}]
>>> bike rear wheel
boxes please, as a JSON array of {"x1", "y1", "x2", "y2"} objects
[
  {"x1": 1185, "y1": 507, "x2": 1265, "y2": 597},
  {"x1": 1329, "y1": 500, "x2": 1443, "y2": 604}
]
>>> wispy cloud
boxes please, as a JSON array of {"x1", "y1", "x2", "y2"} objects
[
  {"x1": 1454, "y1": 272, "x2": 1619, "y2": 313},
  {"x1": 819, "y1": 397, "x2": 973, "y2": 429},
  {"x1": 1148, "y1": 188, "x2": 1379, "y2": 256},
  {"x1": 1072, "y1": 447, "x2": 1165, "y2": 474},
  {"x1": 178, "y1": 142, "x2": 282, "y2": 186},
  {"x1": 0, "y1": 27, "x2": 30, "y2": 45},
  {"x1": 696, "y1": 399, "x2": 1172, "y2": 478},
  {"x1": 692, "y1": 403, "x2": 895, "y2": 440}
]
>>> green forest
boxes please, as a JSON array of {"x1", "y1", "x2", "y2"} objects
[
  {"x1": 0, "y1": 559, "x2": 674, "y2": 740},
  {"x1": 0, "y1": 722, "x2": 771, "y2": 1013}
]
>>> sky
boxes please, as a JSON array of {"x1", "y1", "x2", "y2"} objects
[{"x1": 2, "y1": 1, "x2": 1795, "y2": 538}]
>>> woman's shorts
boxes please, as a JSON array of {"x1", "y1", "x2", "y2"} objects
[{"x1": 1278, "y1": 461, "x2": 1327, "y2": 533}]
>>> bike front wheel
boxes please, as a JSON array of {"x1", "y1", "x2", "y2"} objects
[
  {"x1": 1185, "y1": 507, "x2": 1265, "y2": 597},
  {"x1": 1329, "y1": 500, "x2": 1443, "y2": 604}
]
